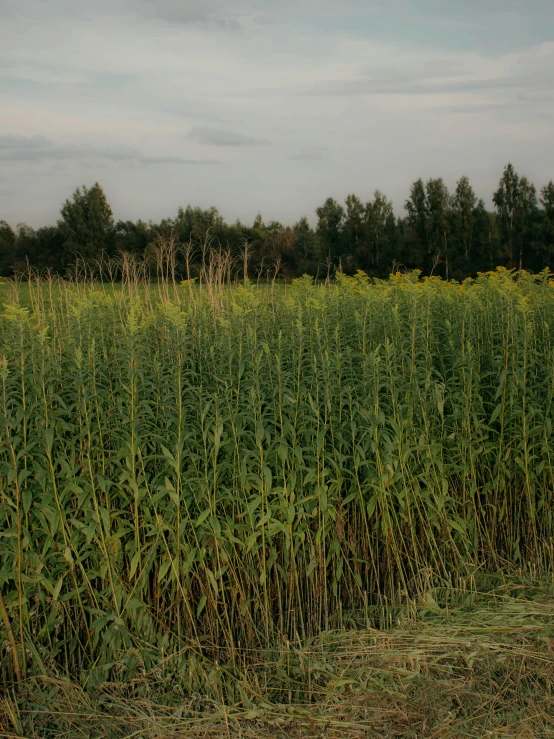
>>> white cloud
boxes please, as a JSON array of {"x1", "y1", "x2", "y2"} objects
[
  {"x1": 292, "y1": 146, "x2": 326, "y2": 161},
  {"x1": 187, "y1": 127, "x2": 271, "y2": 146},
  {"x1": 0, "y1": 134, "x2": 218, "y2": 165}
]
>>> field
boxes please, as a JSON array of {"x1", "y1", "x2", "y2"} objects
[{"x1": 1, "y1": 265, "x2": 554, "y2": 737}]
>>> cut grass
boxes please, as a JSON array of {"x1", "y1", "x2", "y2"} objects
[{"x1": 3, "y1": 579, "x2": 554, "y2": 738}]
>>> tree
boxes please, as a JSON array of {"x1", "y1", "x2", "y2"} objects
[
  {"x1": 405, "y1": 178, "x2": 452, "y2": 276},
  {"x1": 516, "y1": 176, "x2": 539, "y2": 271},
  {"x1": 405, "y1": 178, "x2": 429, "y2": 270},
  {"x1": 3, "y1": 169, "x2": 552, "y2": 279},
  {"x1": 493, "y1": 163, "x2": 519, "y2": 266},
  {"x1": 1, "y1": 223, "x2": 66, "y2": 275},
  {"x1": 292, "y1": 217, "x2": 319, "y2": 273},
  {"x1": 426, "y1": 178, "x2": 452, "y2": 278},
  {"x1": 344, "y1": 194, "x2": 365, "y2": 252},
  {"x1": 451, "y1": 176, "x2": 476, "y2": 262},
  {"x1": 492, "y1": 164, "x2": 538, "y2": 270},
  {"x1": 29, "y1": 226, "x2": 67, "y2": 273},
  {"x1": 473, "y1": 201, "x2": 499, "y2": 273},
  {"x1": 114, "y1": 220, "x2": 153, "y2": 256},
  {"x1": 363, "y1": 190, "x2": 396, "y2": 274},
  {"x1": 175, "y1": 205, "x2": 224, "y2": 245},
  {"x1": 0, "y1": 221, "x2": 16, "y2": 276},
  {"x1": 316, "y1": 198, "x2": 345, "y2": 263},
  {"x1": 537, "y1": 181, "x2": 554, "y2": 268},
  {"x1": 541, "y1": 181, "x2": 554, "y2": 217},
  {"x1": 262, "y1": 222, "x2": 296, "y2": 275},
  {"x1": 12, "y1": 224, "x2": 38, "y2": 273},
  {"x1": 59, "y1": 183, "x2": 114, "y2": 263}
]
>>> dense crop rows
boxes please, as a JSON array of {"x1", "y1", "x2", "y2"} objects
[{"x1": 1, "y1": 268, "x2": 554, "y2": 687}]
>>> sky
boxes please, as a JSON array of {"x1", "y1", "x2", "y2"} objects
[{"x1": 1, "y1": 0, "x2": 553, "y2": 228}]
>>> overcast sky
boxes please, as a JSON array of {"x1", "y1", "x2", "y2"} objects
[{"x1": 1, "y1": 0, "x2": 553, "y2": 227}]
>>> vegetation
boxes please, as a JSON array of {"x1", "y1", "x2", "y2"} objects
[
  {"x1": 1, "y1": 254, "x2": 554, "y2": 735},
  {"x1": 3, "y1": 582, "x2": 554, "y2": 738},
  {"x1": 1, "y1": 163, "x2": 554, "y2": 279}
]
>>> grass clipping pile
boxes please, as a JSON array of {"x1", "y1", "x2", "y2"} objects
[{"x1": 2, "y1": 583, "x2": 554, "y2": 739}]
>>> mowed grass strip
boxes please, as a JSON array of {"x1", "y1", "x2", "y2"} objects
[{"x1": 3, "y1": 582, "x2": 554, "y2": 738}]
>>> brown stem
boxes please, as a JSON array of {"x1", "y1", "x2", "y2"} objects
[{"x1": 0, "y1": 591, "x2": 22, "y2": 682}]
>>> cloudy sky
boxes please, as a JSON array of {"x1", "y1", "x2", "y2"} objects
[{"x1": 1, "y1": 0, "x2": 553, "y2": 227}]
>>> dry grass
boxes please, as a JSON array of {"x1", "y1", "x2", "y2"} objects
[{"x1": 2, "y1": 581, "x2": 554, "y2": 738}]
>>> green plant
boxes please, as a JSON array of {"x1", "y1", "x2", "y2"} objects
[{"x1": 1, "y1": 257, "x2": 554, "y2": 695}]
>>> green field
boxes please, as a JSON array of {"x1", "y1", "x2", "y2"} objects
[{"x1": 1, "y1": 268, "x2": 554, "y2": 737}]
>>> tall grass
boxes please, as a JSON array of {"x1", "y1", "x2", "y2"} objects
[{"x1": 1, "y1": 251, "x2": 554, "y2": 691}]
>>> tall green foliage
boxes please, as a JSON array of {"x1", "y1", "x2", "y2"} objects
[{"x1": 1, "y1": 266, "x2": 554, "y2": 688}]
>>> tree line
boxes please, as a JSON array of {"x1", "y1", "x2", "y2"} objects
[{"x1": 1, "y1": 163, "x2": 553, "y2": 280}]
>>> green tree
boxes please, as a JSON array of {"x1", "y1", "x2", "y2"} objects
[
  {"x1": 263, "y1": 221, "x2": 296, "y2": 274},
  {"x1": 114, "y1": 220, "x2": 153, "y2": 256},
  {"x1": 24, "y1": 226, "x2": 67, "y2": 273},
  {"x1": 451, "y1": 176, "x2": 477, "y2": 270},
  {"x1": 405, "y1": 178, "x2": 429, "y2": 270},
  {"x1": 175, "y1": 205, "x2": 224, "y2": 244},
  {"x1": 493, "y1": 164, "x2": 538, "y2": 270},
  {"x1": 405, "y1": 178, "x2": 452, "y2": 276},
  {"x1": 12, "y1": 223, "x2": 66, "y2": 273},
  {"x1": 538, "y1": 181, "x2": 554, "y2": 268},
  {"x1": 541, "y1": 181, "x2": 554, "y2": 217},
  {"x1": 0, "y1": 221, "x2": 16, "y2": 276},
  {"x1": 516, "y1": 176, "x2": 539, "y2": 271},
  {"x1": 12, "y1": 224, "x2": 38, "y2": 272},
  {"x1": 316, "y1": 198, "x2": 345, "y2": 263},
  {"x1": 363, "y1": 190, "x2": 396, "y2": 274},
  {"x1": 343, "y1": 194, "x2": 366, "y2": 255},
  {"x1": 59, "y1": 183, "x2": 114, "y2": 263},
  {"x1": 473, "y1": 202, "x2": 500, "y2": 273},
  {"x1": 426, "y1": 178, "x2": 452, "y2": 278},
  {"x1": 292, "y1": 217, "x2": 319, "y2": 273},
  {"x1": 493, "y1": 163, "x2": 519, "y2": 266}
]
